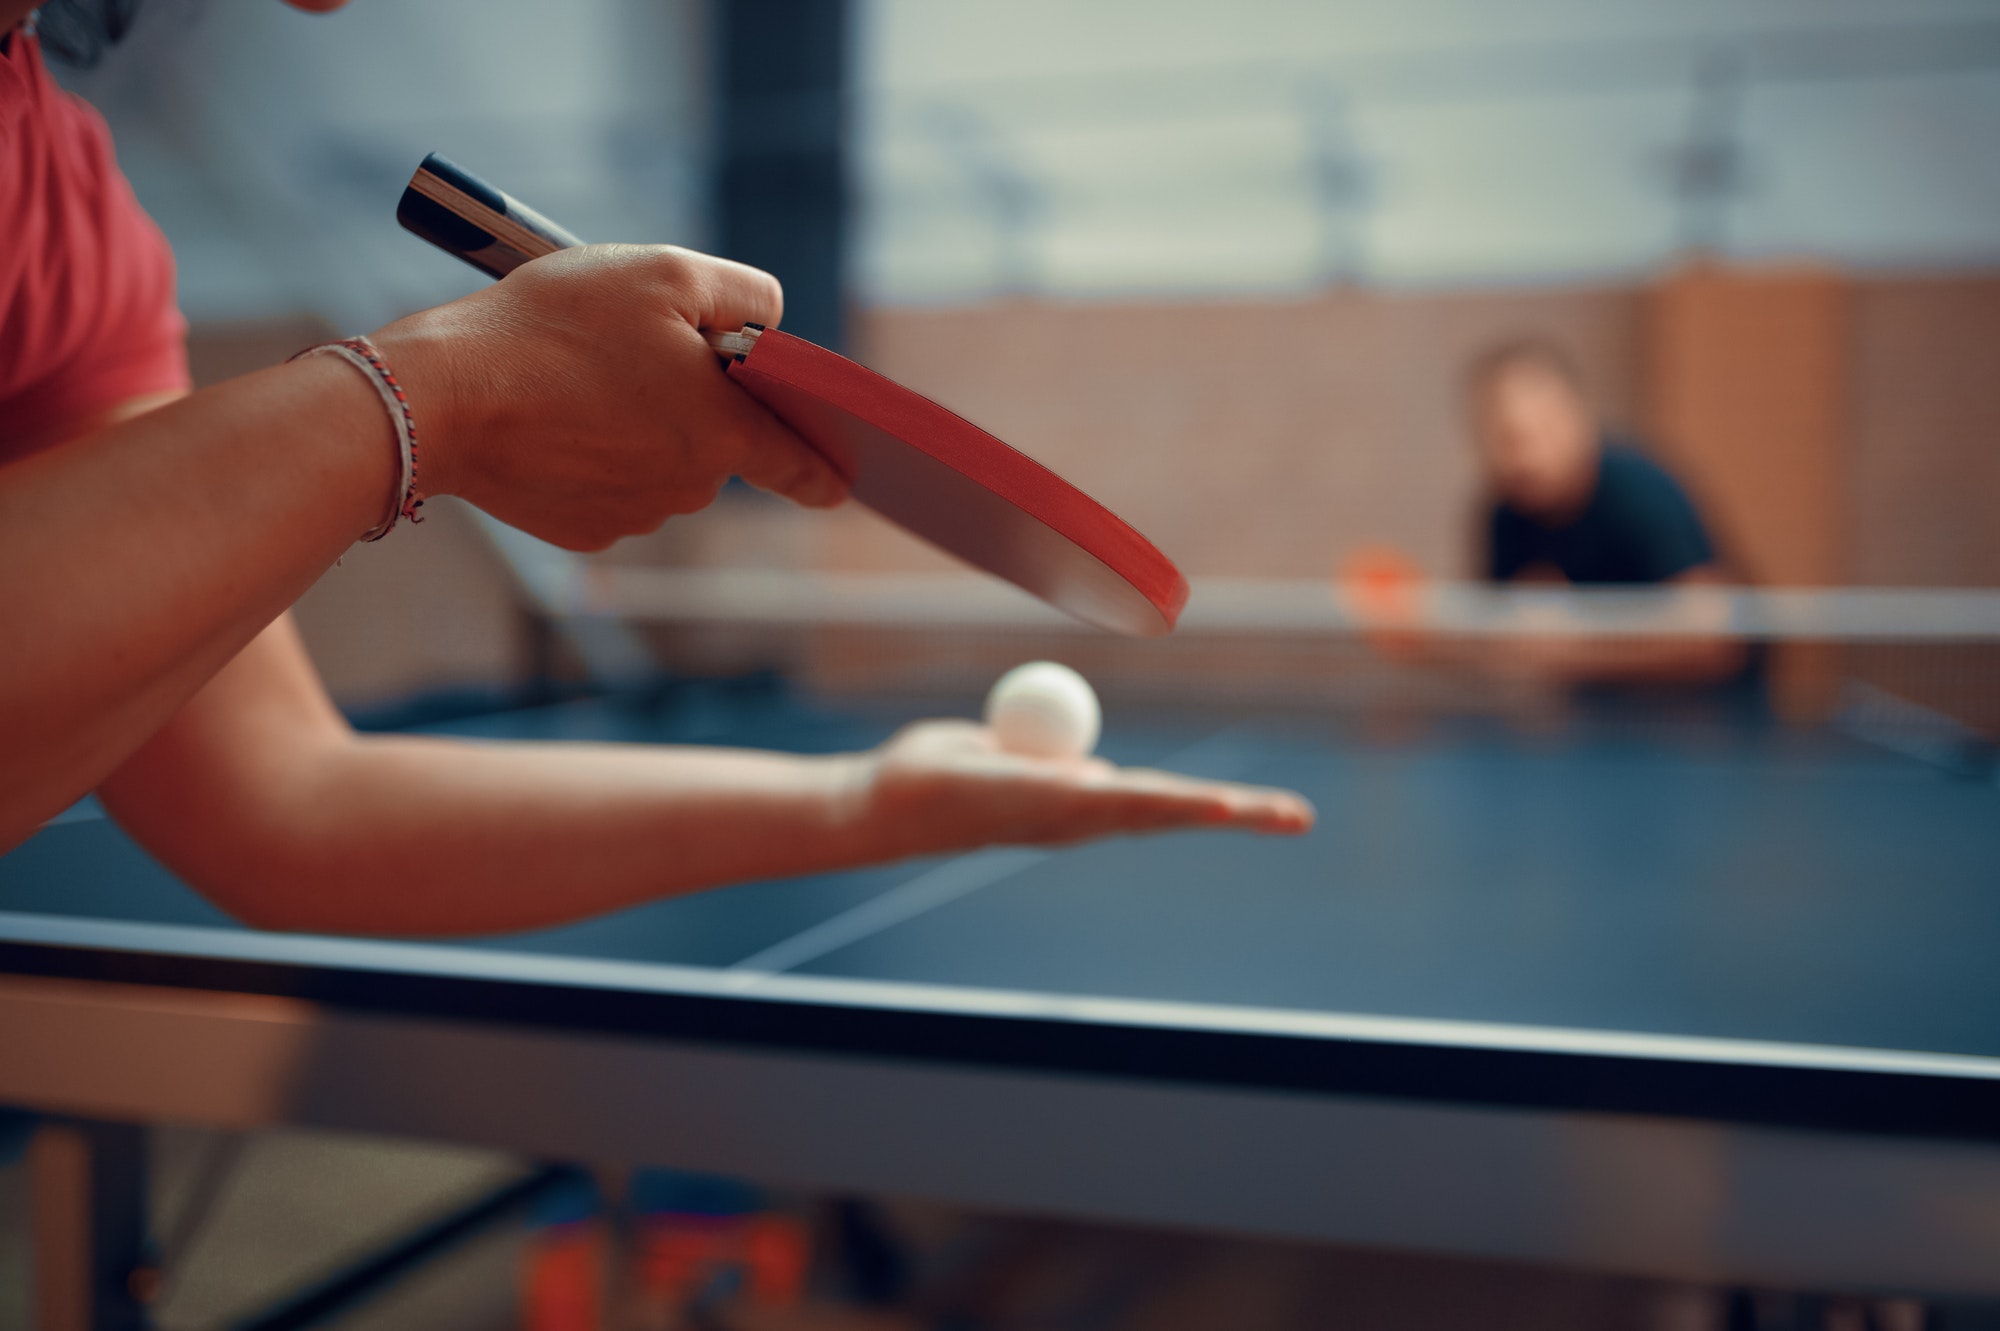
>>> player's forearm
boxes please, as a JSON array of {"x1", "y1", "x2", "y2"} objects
[
  {"x1": 183, "y1": 735, "x2": 884, "y2": 937},
  {"x1": 0, "y1": 360, "x2": 395, "y2": 846},
  {"x1": 1535, "y1": 633, "x2": 1746, "y2": 686}
]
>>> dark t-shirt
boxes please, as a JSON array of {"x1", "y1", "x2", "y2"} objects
[{"x1": 1487, "y1": 442, "x2": 1716, "y2": 585}]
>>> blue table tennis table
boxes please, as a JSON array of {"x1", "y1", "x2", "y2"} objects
[{"x1": 4, "y1": 677, "x2": 2000, "y2": 1312}]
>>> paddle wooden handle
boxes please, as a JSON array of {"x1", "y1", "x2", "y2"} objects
[{"x1": 397, "y1": 153, "x2": 582, "y2": 276}]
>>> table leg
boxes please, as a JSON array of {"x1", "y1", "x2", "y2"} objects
[{"x1": 30, "y1": 1119, "x2": 151, "y2": 1331}]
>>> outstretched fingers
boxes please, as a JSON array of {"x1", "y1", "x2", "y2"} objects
[{"x1": 1084, "y1": 768, "x2": 1315, "y2": 836}]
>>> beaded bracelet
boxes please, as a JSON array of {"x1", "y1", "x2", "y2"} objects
[{"x1": 289, "y1": 335, "x2": 425, "y2": 542}]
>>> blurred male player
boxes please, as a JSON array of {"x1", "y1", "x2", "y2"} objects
[{"x1": 1466, "y1": 338, "x2": 1745, "y2": 687}]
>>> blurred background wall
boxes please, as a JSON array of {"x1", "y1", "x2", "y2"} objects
[{"x1": 55, "y1": 0, "x2": 2000, "y2": 708}]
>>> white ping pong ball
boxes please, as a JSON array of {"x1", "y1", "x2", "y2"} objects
[{"x1": 985, "y1": 661, "x2": 1101, "y2": 760}]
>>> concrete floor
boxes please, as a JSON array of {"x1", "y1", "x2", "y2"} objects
[
  {"x1": 147, "y1": 1127, "x2": 526, "y2": 1331},
  {"x1": 0, "y1": 1125, "x2": 525, "y2": 1331}
]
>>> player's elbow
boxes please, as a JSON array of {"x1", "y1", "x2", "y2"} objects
[
  {"x1": 147, "y1": 815, "x2": 346, "y2": 934},
  {"x1": 102, "y1": 736, "x2": 369, "y2": 935},
  {"x1": 1638, "y1": 635, "x2": 1746, "y2": 688},
  {"x1": 203, "y1": 881, "x2": 312, "y2": 934},
  {"x1": 0, "y1": 801, "x2": 51, "y2": 860}
]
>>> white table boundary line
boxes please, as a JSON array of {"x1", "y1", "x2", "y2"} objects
[{"x1": 722, "y1": 849, "x2": 1049, "y2": 986}]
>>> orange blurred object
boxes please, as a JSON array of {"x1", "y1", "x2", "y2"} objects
[
  {"x1": 522, "y1": 1221, "x2": 606, "y2": 1331},
  {"x1": 741, "y1": 1214, "x2": 812, "y2": 1306},
  {"x1": 630, "y1": 1212, "x2": 812, "y2": 1320},
  {"x1": 525, "y1": 1210, "x2": 810, "y2": 1330},
  {"x1": 1335, "y1": 544, "x2": 1428, "y2": 662}
]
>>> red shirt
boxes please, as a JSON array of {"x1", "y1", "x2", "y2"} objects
[{"x1": 0, "y1": 26, "x2": 189, "y2": 461}]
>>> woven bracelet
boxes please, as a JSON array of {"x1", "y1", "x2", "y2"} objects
[{"x1": 289, "y1": 335, "x2": 425, "y2": 542}]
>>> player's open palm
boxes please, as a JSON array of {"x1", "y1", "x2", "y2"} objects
[{"x1": 859, "y1": 719, "x2": 1314, "y2": 857}]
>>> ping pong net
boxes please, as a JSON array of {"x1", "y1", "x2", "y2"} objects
[{"x1": 523, "y1": 565, "x2": 2000, "y2": 769}]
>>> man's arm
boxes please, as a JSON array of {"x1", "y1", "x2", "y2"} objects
[
  {"x1": 98, "y1": 617, "x2": 1312, "y2": 938},
  {"x1": 1472, "y1": 465, "x2": 1745, "y2": 686},
  {"x1": 1488, "y1": 565, "x2": 1748, "y2": 687}
]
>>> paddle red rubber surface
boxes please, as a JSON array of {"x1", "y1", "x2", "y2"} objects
[{"x1": 727, "y1": 329, "x2": 1188, "y2": 636}]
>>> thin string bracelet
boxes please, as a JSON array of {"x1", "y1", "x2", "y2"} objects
[{"x1": 289, "y1": 335, "x2": 425, "y2": 542}]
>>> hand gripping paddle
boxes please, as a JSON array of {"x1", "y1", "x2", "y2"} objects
[{"x1": 396, "y1": 154, "x2": 1188, "y2": 636}]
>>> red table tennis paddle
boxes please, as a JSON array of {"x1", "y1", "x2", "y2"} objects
[{"x1": 396, "y1": 154, "x2": 1187, "y2": 636}]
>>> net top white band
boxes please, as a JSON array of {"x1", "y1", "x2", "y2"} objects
[{"x1": 540, "y1": 569, "x2": 2000, "y2": 642}]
